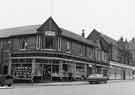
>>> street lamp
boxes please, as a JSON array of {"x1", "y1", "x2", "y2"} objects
[{"x1": 8, "y1": 40, "x2": 12, "y2": 75}]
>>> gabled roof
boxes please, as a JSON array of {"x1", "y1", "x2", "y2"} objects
[
  {"x1": 0, "y1": 17, "x2": 97, "y2": 47},
  {"x1": 100, "y1": 33, "x2": 117, "y2": 46},
  {"x1": 87, "y1": 29, "x2": 117, "y2": 46},
  {"x1": 37, "y1": 16, "x2": 61, "y2": 33}
]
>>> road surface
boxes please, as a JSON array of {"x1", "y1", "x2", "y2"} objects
[{"x1": 0, "y1": 81, "x2": 135, "y2": 95}]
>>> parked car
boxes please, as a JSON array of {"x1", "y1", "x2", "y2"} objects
[
  {"x1": 87, "y1": 74, "x2": 108, "y2": 84},
  {"x1": 0, "y1": 75, "x2": 14, "y2": 86}
]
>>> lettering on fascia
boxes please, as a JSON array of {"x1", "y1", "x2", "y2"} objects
[{"x1": 45, "y1": 31, "x2": 56, "y2": 36}]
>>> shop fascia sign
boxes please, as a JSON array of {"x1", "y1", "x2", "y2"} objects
[{"x1": 45, "y1": 31, "x2": 56, "y2": 36}]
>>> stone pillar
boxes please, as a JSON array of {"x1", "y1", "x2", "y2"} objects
[
  {"x1": 59, "y1": 61, "x2": 63, "y2": 79},
  {"x1": 50, "y1": 62, "x2": 52, "y2": 80},
  {"x1": 101, "y1": 68, "x2": 104, "y2": 76},
  {"x1": 72, "y1": 63, "x2": 76, "y2": 78},
  {"x1": 8, "y1": 50, "x2": 12, "y2": 75},
  {"x1": 32, "y1": 59, "x2": 36, "y2": 81},
  {"x1": 8, "y1": 56, "x2": 12, "y2": 75},
  {"x1": 40, "y1": 64, "x2": 43, "y2": 80},
  {"x1": 36, "y1": 35, "x2": 39, "y2": 49},
  {"x1": 84, "y1": 64, "x2": 87, "y2": 78}
]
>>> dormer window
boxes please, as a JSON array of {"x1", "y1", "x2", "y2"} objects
[{"x1": 41, "y1": 31, "x2": 57, "y2": 49}]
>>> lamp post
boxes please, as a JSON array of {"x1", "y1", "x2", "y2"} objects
[{"x1": 8, "y1": 40, "x2": 12, "y2": 75}]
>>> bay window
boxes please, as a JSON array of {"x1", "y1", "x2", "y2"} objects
[{"x1": 45, "y1": 36, "x2": 55, "y2": 49}]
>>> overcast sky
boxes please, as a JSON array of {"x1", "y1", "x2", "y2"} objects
[{"x1": 0, "y1": 0, "x2": 133, "y2": 41}]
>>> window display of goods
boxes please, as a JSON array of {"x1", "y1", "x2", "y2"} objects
[{"x1": 15, "y1": 66, "x2": 32, "y2": 79}]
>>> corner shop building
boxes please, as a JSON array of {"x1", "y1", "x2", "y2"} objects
[{"x1": 0, "y1": 17, "x2": 109, "y2": 81}]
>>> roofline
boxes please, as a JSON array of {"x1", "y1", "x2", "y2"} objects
[
  {"x1": 61, "y1": 35, "x2": 98, "y2": 47},
  {"x1": 0, "y1": 33, "x2": 38, "y2": 39}
]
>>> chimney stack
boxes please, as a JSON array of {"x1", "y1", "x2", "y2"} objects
[{"x1": 82, "y1": 29, "x2": 85, "y2": 38}]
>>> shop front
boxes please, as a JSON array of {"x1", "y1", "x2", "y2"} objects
[
  {"x1": 109, "y1": 61, "x2": 134, "y2": 80},
  {"x1": 10, "y1": 56, "x2": 91, "y2": 82}
]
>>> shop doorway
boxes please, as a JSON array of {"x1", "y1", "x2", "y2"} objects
[
  {"x1": 123, "y1": 70, "x2": 126, "y2": 80},
  {"x1": 43, "y1": 64, "x2": 51, "y2": 80},
  {"x1": 3, "y1": 65, "x2": 8, "y2": 74}
]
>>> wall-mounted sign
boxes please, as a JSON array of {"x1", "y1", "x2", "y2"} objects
[{"x1": 45, "y1": 31, "x2": 56, "y2": 36}]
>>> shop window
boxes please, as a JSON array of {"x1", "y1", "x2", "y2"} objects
[
  {"x1": 22, "y1": 40, "x2": 28, "y2": 49},
  {"x1": 103, "y1": 69, "x2": 108, "y2": 76},
  {"x1": 96, "y1": 67, "x2": 102, "y2": 74},
  {"x1": 76, "y1": 63, "x2": 85, "y2": 72},
  {"x1": 52, "y1": 65, "x2": 59, "y2": 73},
  {"x1": 63, "y1": 64, "x2": 68, "y2": 72},
  {"x1": 87, "y1": 66, "x2": 93, "y2": 75}
]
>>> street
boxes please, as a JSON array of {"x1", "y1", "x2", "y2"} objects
[{"x1": 0, "y1": 81, "x2": 135, "y2": 95}]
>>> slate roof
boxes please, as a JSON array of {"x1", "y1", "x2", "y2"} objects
[
  {"x1": 0, "y1": 25, "x2": 97, "y2": 47},
  {"x1": 61, "y1": 28, "x2": 97, "y2": 47},
  {"x1": 0, "y1": 25, "x2": 40, "y2": 38},
  {"x1": 88, "y1": 29, "x2": 117, "y2": 46},
  {"x1": 100, "y1": 33, "x2": 117, "y2": 46}
]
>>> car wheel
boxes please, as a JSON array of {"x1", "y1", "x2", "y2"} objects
[
  {"x1": 8, "y1": 84, "x2": 12, "y2": 87},
  {"x1": 89, "y1": 82, "x2": 92, "y2": 84},
  {"x1": 1, "y1": 84, "x2": 4, "y2": 86},
  {"x1": 91, "y1": 81, "x2": 95, "y2": 84}
]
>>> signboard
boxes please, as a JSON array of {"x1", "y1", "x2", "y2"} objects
[{"x1": 45, "y1": 31, "x2": 56, "y2": 36}]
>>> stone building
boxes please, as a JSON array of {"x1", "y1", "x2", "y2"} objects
[
  {"x1": 0, "y1": 17, "x2": 109, "y2": 82},
  {"x1": 128, "y1": 38, "x2": 135, "y2": 66},
  {"x1": 87, "y1": 29, "x2": 134, "y2": 80}
]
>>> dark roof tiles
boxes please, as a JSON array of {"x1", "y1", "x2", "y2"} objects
[
  {"x1": 0, "y1": 25, "x2": 97, "y2": 47},
  {"x1": 89, "y1": 29, "x2": 117, "y2": 46},
  {"x1": 0, "y1": 25, "x2": 40, "y2": 37},
  {"x1": 61, "y1": 28, "x2": 97, "y2": 47}
]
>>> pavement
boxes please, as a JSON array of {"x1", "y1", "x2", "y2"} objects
[
  {"x1": 13, "y1": 79, "x2": 135, "y2": 86},
  {"x1": 14, "y1": 81, "x2": 89, "y2": 86},
  {"x1": 1, "y1": 80, "x2": 135, "y2": 95}
]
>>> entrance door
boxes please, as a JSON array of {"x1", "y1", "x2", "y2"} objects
[
  {"x1": 123, "y1": 70, "x2": 126, "y2": 80},
  {"x1": 43, "y1": 64, "x2": 51, "y2": 80},
  {"x1": 3, "y1": 65, "x2": 8, "y2": 74}
]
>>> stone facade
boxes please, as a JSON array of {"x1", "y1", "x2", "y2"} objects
[
  {"x1": 0, "y1": 17, "x2": 109, "y2": 81},
  {"x1": 87, "y1": 30, "x2": 135, "y2": 80}
]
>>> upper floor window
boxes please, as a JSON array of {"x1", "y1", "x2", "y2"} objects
[
  {"x1": 95, "y1": 49, "x2": 101, "y2": 61},
  {"x1": 66, "y1": 41, "x2": 70, "y2": 50},
  {"x1": 45, "y1": 36, "x2": 55, "y2": 49},
  {"x1": 87, "y1": 47, "x2": 94, "y2": 58},
  {"x1": 65, "y1": 41, "x2": 71, "y2": 53},
  {"x1": 22, "y1": 40, "x2": 28, "y2": 49}
]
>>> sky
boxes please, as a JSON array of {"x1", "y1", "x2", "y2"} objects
[{"x1": 0, "y1": 0, "x2": 133, "y2": 41}]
